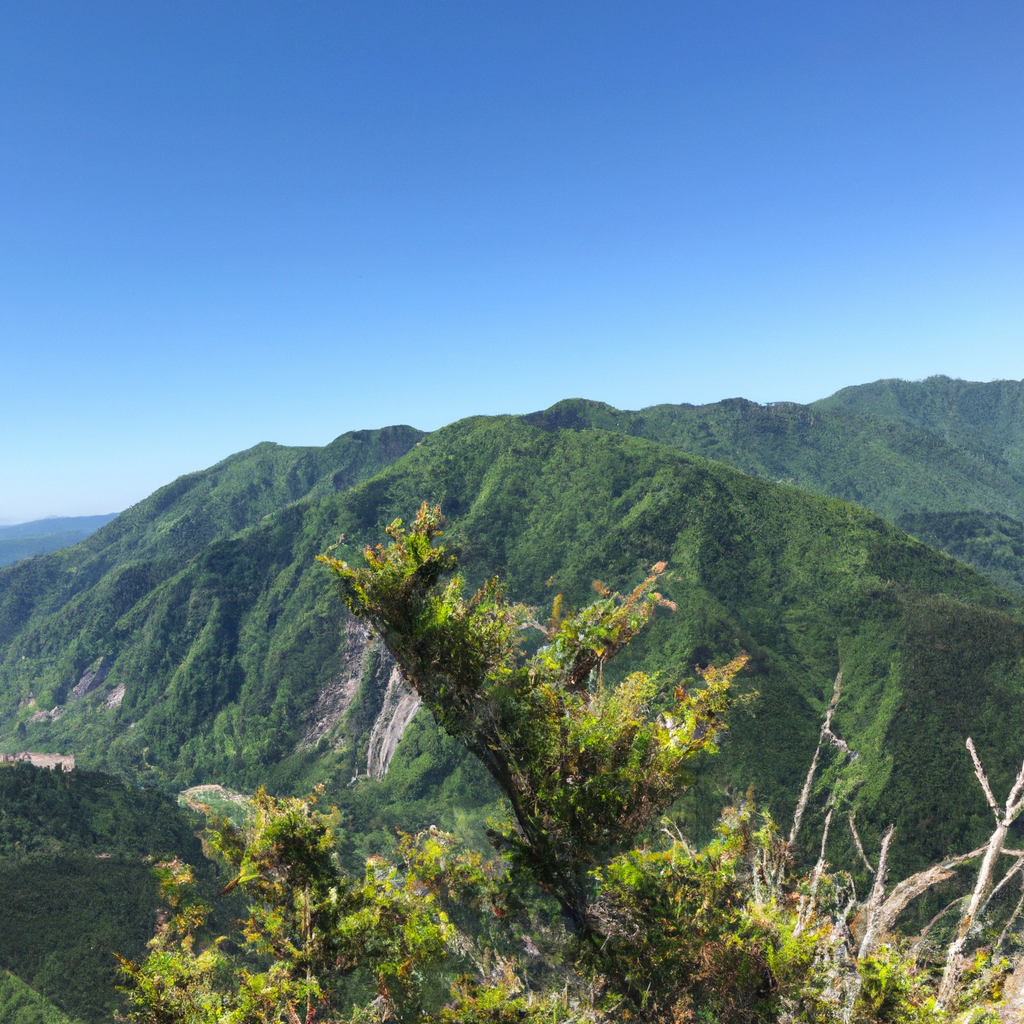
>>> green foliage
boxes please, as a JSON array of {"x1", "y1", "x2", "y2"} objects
[
  {"x1": 119, "y1": 788, "x2": 454, "y2": 1023},
  {"x1": 897, "y1": 511, "x2": 1024, "y2": 597},
  {"x1": 0, "y1": 853, "x2": 163, "y2": 1023},
  {"x1": 855, "y1": 947, "x2": 941, "y2": 1024},
  {"x1": 0, "y1": 971, "x2": 86, "y2": 1024},
  {"x1": 320, "y1": 505, "x2": 743, "y2": 931},
  {"x1": 587, "y1": 804, "x2": 780, "y2": 1020},
  {"x1": 0, "y1": 763, "x2": 205, "y2": 859}
]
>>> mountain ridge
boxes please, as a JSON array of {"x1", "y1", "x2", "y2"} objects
[{"x1": 2, "y1": 404, "x2": 1023, "y2": 884}]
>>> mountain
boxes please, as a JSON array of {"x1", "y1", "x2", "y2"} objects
[
  {"x1": 2, "y1": 408, "x2": 1023, "y2": 888},
  {"x1": 524, "y1": 376, "x2": 1024, "y2": 594},
  {"x1": 0, "y1": 516, "x2": 119, "y2": 540},
  {"x1": 0, "y1": 515, "x2": 119, "y2": 569},
  {"x1": 814, "y1": 375, "x2": 1024, "y2": 467}
]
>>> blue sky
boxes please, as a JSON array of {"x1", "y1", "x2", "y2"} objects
[{"x1": 2, "y1": 1, "x2": 1022, "y2": 522}]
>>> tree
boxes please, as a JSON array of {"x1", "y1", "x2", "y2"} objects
[
  {"x1": 117, "y1": 788, "x2": 452, "y2": 1023},
  {"x1": 319, "y1": 504, "x2": 745, "y2": 938}
]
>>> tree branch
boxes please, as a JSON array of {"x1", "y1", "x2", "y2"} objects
[
  {"x1": 858, "y1": 824, "x2": 895, "y2": 958},
  {"x1": 967, "y1": 737, "x2": 1000, "y2": 820}
]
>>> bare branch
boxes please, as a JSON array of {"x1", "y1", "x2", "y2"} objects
[
  {"x1": 821, "y1": 671, "x2": 853, "y2": 757},
  {"x1": 1007, "y1": 760, "x2": 1024, "y2": 821},
  {"x1": 877, "y1": 844, "x2": 988, "y2": 936},
  {"x1": 858, "y1": 824, "x2": 895, "y2": 958},
  {"x1": 982, "y1": 854, "x2": 1024, "y2": 917},
  {"x1": 788, "y1": 671, "x2": 846, "y2": 853},
  {"x1": 939, "y1": 740, "x2": 1020, "y2": 1008},
  {"x1": 659, "y1": 826, "x2": 694, "y2": 859},
  {"x1": 967, "y1": 738, "x2": 1001, "y2": 820},
  {"x1": 997, "y1": 885, "x2": 1024, "y2": 954},
  {"x1": 795, "y1": 802, "x2": 836, "y2": 935},
  {"x1": 913, "y1": 896, "x2": 970, "y2": 955},
  {"x1": 788, "y1": 743, "x2": 821, "y2": 850},
  {"x1": 812, "y1": 804, "x2": 834, "y2": 894}
]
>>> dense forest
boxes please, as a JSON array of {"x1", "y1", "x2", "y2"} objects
[
  {"x1": 1, "y1": 376, "x2": 1024, "y2": 1020},
  {"x1": 0, "y1": 765, "x2": 212, "y2": 1022}
]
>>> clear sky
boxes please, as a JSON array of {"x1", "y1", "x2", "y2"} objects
[{"x1": 2, "y1": 1, "x2": 1022, "y2": 523}]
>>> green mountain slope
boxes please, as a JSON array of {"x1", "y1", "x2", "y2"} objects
[
  {"x1": 0, "y1": 971, "x2": 85, "y2": 1024},
  {"x1": 3, "y1": 415, "x2": 1023, "y2": 884},
  {"x1": 0, "y1": 764, "x2": 208, "y2": 1023},
  {"x1": 523, "y1": 387, "x2": 1024, "y2": 592},
  {"x1": 895, "y1": 510, "x2": 1024, "y2": 597},
  {"x1": 0, "y1": 425, "x2": 422, "y2": 717},
  {"x1": 814, "y1": 374, "x2": 1024, "y2": 470}
]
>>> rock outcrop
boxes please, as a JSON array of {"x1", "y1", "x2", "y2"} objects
[{"x1": 366, "y1": 658, "x2": 421, "y2": 780}]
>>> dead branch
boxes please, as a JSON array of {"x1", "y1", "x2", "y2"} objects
[
  {"x1": 821, "y1": 671, "x2": 854, "y2": 758},
  {"x1": 938, "y1": 742, "x2": 1024, "y2": 1008},
  {"x1": 795, "y1": 801, "x2": 835, "y2": 934},
  {"x1": 788, "y1": 738, "x2": 822, "y2": 851},
  {"x1": 810, "y1": 804, "x2": 835, "y2": 899},
  {"x1": 877, "y1": 845, "x2": 987, "y2": 937},
  {"x1": 913, "y1": 896, "x2": 970, "y2": 956},
  {"x1": 982, "y1": 854, "x2": 1024, "y2": 917},
  {"x1": 996, "y1": 885, "x2": 1024, "y2": 954},
  {"x1": 787, "y1": 671, "x2": 844, "y2": 856},
  {"x1": 858, "y1": 825, "x2": 895, "y2": 958},
  {"x1": 967, "y1": 737, "x2": 1001, "y2": 819}
]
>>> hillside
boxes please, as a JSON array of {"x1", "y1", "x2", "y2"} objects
[
  {"x1": 525, "y1": 378, "x2": 1024, "y2": 593},
  {"x1": 2, "y1": 412, "x2": 1023, "y2": 886},
  {"x1": 0, "y1": 971, "x2": 85, "y2": 1024},
  {"x1": 0, "y1": 763, "x2": 209, "y2": 1023},
  {"x1": 0, "y1": 424, "x2": 422, "y2": 712},
  {"x1": 815, "y1": 374, "x2": 1024, "y2": 469}
]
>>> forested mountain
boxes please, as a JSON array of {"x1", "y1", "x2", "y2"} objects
[
  {"x1": 0, "y1": 515, "x2": 119, "y2": 568},
  {"x1": 4, "y1": 377, "x2": 1024, "y2": 1019},
  {"x1": 815, "y1": 375, "x2": 1024, "y2": 466},
  {"x1": 526, "y1": 375, "x2": 1024, "y2": 594},
  {"x1": 2, "y1": 400, "x2": 1024, "y2": 887}
]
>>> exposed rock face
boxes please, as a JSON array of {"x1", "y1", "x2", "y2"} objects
[
  {"x1": 70, "y1": 656, "x2": 112, "y2": 700},
  {"x1": 296, "y1": 617, "x2": 422, "y2": 775},
  {"x1": 298, "y1": 618, "x2": 372, "y2": 751},
  {"x1": 28, "y1": 706, "x2": 64, "y2": 723},
  {"x1": 366, "y1": 657, "x2": 421, "y2": 780},
  {"x1": 0, "y1": 751, "x2": 75, "y2": 771},
  {"x1": 105, "y1": 684, "x2": 126, "y2": 709}
]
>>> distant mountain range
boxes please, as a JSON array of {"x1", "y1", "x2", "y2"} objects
[{"x1": 0, "y1": 515, "x2": 119, "y2": 568}]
